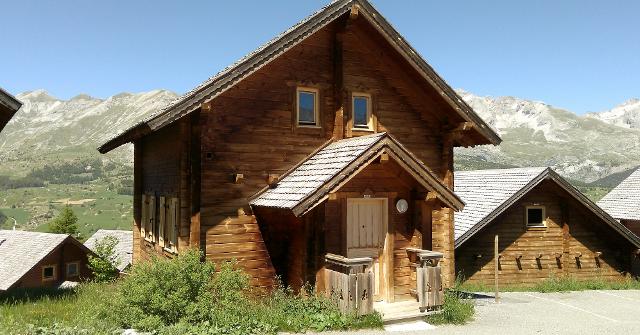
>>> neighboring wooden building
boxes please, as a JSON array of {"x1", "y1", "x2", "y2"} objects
[
  {"x1": 454, "y1": 168, "x2": 640, "y2": 285},
  {"x1": 85, "y1": 229, "x2": 133, "y2": 272},
  {"x1": 98, "y1": 0, "x2": 500, "y2": 305},
  {"x1": 0, "y1": 230, "x2": 94, "y2": 291},
  {"x1": 598, "y1": 168, "x2": 640, "y2": 237},
  {"x1": 0, "y1": 87, "x2": 21, "y2": 132}
]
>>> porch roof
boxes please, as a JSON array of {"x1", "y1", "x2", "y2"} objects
[{"x1": 249, "y1": 132, "x2": 464, "y2": 216}]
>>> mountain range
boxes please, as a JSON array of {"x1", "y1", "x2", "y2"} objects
[{"x1": 1, "y1": 89, "x2": 638, "y2": 185}]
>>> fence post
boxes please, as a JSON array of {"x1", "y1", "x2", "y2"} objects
[{"x1": 495, "y1": 234, "x2": 499, "y2": 302}]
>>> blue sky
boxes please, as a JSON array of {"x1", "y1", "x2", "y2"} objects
[{"x1": 0, "y1": 0, "x2": 638, "y2": 114}]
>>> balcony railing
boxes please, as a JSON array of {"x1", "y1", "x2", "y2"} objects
[
  {"x1": 324, "y1": 253, "x2": 373, "y2": 315},
  {"x1": 406, "y1": 248, "x2": 444, "y2": 311}
]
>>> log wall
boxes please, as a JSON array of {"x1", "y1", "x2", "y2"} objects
[{"x1": 456, "y1": 180, "x2": 636, "y2": 285}]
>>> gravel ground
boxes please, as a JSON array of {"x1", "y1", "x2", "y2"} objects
[{"x1": 301, "y1": 290, "x2": 640, "y2": 335}]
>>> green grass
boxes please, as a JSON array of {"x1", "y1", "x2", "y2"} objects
[
  {"x1": 459, "y1": 276, "x2": 640, "y2": 293},
  {"x1": 0, "y1": 283, "x2": 119, "y2": 334},
  {"x1": 0, "y1": 208, "x2": 31, "y2": 229},
  {"x1": 425, "y1": 290, "x2": 475, "y2": 325}
]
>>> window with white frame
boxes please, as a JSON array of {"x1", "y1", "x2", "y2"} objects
[
  {"x1": 526, "y1": 206, "x2": 546, "y2": 227},
  {"x1": 352, "y1": 93, "x2": 372, "y2": 130},
  {"x1": 296, "y1": 87, "x2": 319, "y2": 127}
]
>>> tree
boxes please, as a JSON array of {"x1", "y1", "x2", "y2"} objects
[
  {"x1": 88, "y1": 235, "x2": 120, "y2": 282},
  {"x1": 49, "y1": 205, "x2": 79, "y2": 235}
]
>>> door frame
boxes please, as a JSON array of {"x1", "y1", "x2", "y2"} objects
[{"x1": 344, "y1": 196, "x2": 394, "y2": 302}]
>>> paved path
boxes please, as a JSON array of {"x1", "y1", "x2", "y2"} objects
[{"x1": 304, "y1": 290, "x2": 640, "y2": 335}]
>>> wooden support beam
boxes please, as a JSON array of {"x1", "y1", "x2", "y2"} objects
[
  {"x1": 234, "y1": 173, "x2": 244, "y2": 184},
  {"x1": 425, "y1": 191, "x2": 438, "y2": 202},
  {"x1": 380, "y1": 152, "x2": 389, "y2": 163},
  {"x1": 349, "y1": 4, "x2": 360, "y2": 19}
]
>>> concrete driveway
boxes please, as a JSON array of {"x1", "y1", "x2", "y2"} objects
[{"x1": 308, "y1": 290, "x2": 640, "y2": 335}]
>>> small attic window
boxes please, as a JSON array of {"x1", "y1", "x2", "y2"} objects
[
  {"x1": 526, "y1": 206, "x2": 546, "y2": 227},
  {"x1": 297, "y1": 87, "x2": 319, "y2": 127},
  {"x1": 352, "y1": 93, "x2": 372, "y2": 130}
]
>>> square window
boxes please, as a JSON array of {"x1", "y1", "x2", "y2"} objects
[
  {"x1": 297, "y1": 89, "x2": 317, "y2": 126},
  {"x1": 352, "y1": 94, "x2": 371, "y2": 129},
  {"x1": 67, "y1": 263, "x2": 79, "y2": 277},
  {"x1": 526, "y1": 206, "x2": 545, "y2": 227},
  {"x1": 42, "y1": 266, "x2": 56, "y2": 281}
]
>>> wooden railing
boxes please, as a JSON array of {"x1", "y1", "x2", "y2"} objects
[
  {"x1": 324, "y1": 253, "x2": 374, "y2": 316},
  {"x1": 406, "y1": 248, "x2": 444, "y2": 311}
]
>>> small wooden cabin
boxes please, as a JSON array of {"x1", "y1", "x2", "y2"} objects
[
  {"x1": 0, "y1": 230, "x2": 94, "y2": 291},
  {"x1": 0, "y1": 87, "x2": 21, "y2": 132},
  {"x1": 598, "y1": 168, "x2": 640, "y2": 237},
  {"x1": 99, "y1": 0, "x2": 500, "y2": 307},
  {"x1": 454, "y1": 168, "x2": 640, "y2": 285}
]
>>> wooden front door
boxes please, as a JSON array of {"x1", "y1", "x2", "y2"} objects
[{"x1": 346, "y1": 198, "x2": 389, "y2": 301}]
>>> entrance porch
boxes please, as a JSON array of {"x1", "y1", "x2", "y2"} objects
[{"x1": 249, "y1": 133, "x2": 461, "y2": 314}]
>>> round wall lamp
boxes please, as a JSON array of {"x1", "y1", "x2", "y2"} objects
[{"x1": 396, "y1": 199, "x2": 408, "y2": 213}]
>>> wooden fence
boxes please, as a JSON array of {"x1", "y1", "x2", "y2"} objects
[
  {"x1": 407, "y1": 248, "x2": 444, "y2": 311},
  {"x1": 324, "y1": 253, "x2": 373, "y2": 316}
]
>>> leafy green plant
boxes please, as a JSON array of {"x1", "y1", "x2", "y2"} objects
[
  {"x1": 425, "y1": 289, "x2": 475, "y2": 325},
  {"x1": 87, "y1": 236, "x2": 120, "y2": 282},
  {"x1": 48, "y1": 205, "x2": 79, "y2": 236}
]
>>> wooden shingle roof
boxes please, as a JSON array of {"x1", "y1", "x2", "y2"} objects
[
  {"x1": 453, "y1": 167, "x2": 640, "y2": 249},
  {"x1": 98, "y1": 0, "x2": 500, "y2": 154},
  {"x1": 84, "y1": 229, "x2": 133, "y2": 272},
  {"x1": 0, "y1": 230, "x2": 91, "y2": 291},
  {"x1": 250, "y1": 132, "x2": 464, "y2": 216},
  {"x1": 598, "y1": 168, "x2": 640, "y2": 222}
]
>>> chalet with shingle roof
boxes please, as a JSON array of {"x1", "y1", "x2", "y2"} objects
[
  {"x1": 84, "y1": 229, "x2": 133, "y2": 272},
  {"x1": 0, "y1": 230, "x2": 94, "y2": 291},
  {"x1": 98, "y1": 0, "x2": 501, "y2": 312},
  {"x1": 598, "y1": 168, "x2": 640, "y2": 237},
  {"x1": 454, "y1": 168, "x2": 640, "y2": 285},
  {"x1": 0, "y1": 87, "x2": 21, "y2": 132}
]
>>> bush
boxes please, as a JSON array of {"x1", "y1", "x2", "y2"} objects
[
  {"x1": 112, "y1": 250, "x2": 382, "y2": 334},
  {"x1": 87, "y1": 236, "x2": 120, "y2": 282}
]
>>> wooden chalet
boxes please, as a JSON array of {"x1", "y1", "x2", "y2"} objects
[
  {"x1": 0, "y1": 87, "x2": 21, "y2": 133},
  {"x1": 99, "y1": 0, "x2": 500, "y2": 312},
  {"x1": 598, "y1": 168, "x2": 640, "y2": 237},
  {"x1": 0, "y1": 230, "x2": 94, "y2": 291},
  {"x1": 454, "y1": 168, "x2": 640, "y2": 285}
]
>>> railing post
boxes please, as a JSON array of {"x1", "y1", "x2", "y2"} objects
[
  {"x1": 324, "y1": 253, "x2": 373, "y2": 315},
  {"x1": 407, "y1": 248, "x2": 444, "y2": 311}
]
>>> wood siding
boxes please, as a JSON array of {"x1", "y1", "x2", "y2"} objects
[
  {"x1": 132, "y1": 13, "x2": 464, "y2": 289},
  {"x1": 456, "y1": 180, "x2": 637, "y2": 285}
]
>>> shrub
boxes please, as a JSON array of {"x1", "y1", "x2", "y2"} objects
[
  {"x1": 426, "y1": 279, "x2": 475, "y2": 326},
  {"x1": 87, "y1": 236, "x2": 120, "y2": 282},
  {"x1": 48, "y1": 206, "x2": 79, "y2": 236}
]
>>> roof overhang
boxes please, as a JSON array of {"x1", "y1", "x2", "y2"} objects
[
  {"x1": 454, "y1": 168, "x2": 640, "y2": 249},
  {"x1": 98, "y1": 0, "x2": 500, "y2": 154},
  {"x1": 0, "y1": 87, "x2": 22, "y2": 132}
]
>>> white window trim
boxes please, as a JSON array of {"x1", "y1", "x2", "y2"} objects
[
  {"x1": 296, "y1": 87, "x2": 320, "y2": 128},
  {"x1": 525, "y1": 205, "x2": 546, "y2": 228},
  {"x1": 66, "y1": 262, "x2": 79, "y2": 277},
  {"x1": 351, "y1": 92, "x2": 373, "y2": 131},
  {"x1": 42, "y1": 265, "x2": 57, "y2": 281}
]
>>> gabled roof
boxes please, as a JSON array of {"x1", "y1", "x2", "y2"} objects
[
  {"x1": 453, "y1": 167, "x2": 640, "y2": 249},
  {"x1": 250, "y1": 132, "x2": 464, "y2": 216},
  {"x1": 84, "y1": 229, "x2": 133, "y2": 272},
  {"x1": 0, "y1": 87, "x2": 22, "y2": 132},
  {"x1": 98, "y1": 0, "x2": 500, "y2": 154},
  {"x1": 0, "y1": 230, "x2": 93, "y2": 291},
  {"x1": 598, "y1": 168, "x2": 640, "y2": 222}
]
